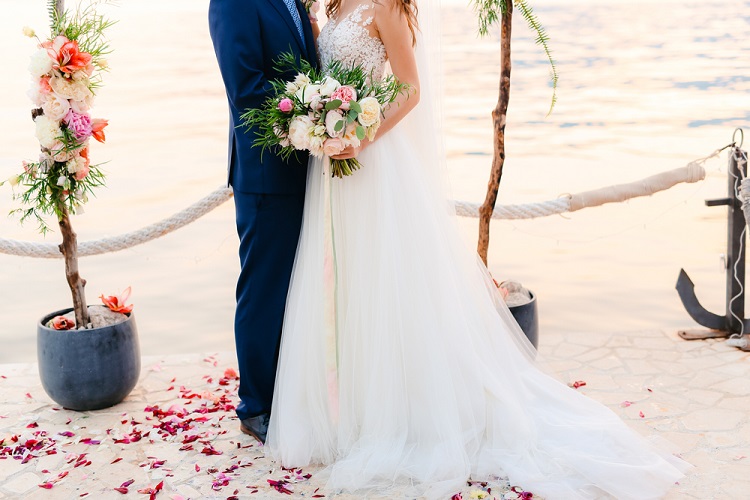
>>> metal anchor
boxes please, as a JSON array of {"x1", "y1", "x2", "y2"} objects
[{"x1": 676, "y1": 133, "x2": 749, "y2": 350}]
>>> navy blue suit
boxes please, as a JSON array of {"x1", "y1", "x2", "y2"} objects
[{"x1": 209, "y1": 0, "x2": 318, "y2": 420}]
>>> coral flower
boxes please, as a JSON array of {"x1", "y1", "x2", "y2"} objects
[
  {"x1": 51, "y1": 315, "x2": 75, "y2": 330},
  {"x1": 91, "y1": 118, "x2": 108, "y2": 143},
  {"x1": 45, "y1": 35, "x2": 93, "y2": 75},
  {"x1": 100, "y1": 286, "x2": 134, "y2": 314}
]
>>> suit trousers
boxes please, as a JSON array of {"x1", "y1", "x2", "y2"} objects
[{"x1": 233, "y1": 190, "x2": 305, "y2": 420}]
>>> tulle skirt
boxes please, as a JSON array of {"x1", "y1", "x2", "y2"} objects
[{"x1": 265, "y1": 130, "x2": 689, "y2": 499}]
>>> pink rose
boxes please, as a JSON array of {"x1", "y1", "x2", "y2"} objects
[
  {"x1": 330, "y1": 85, "x2": 357, "y2": 110},
  {"x1": 64, "y1": 109, "x2": 92, "y2": 141},
  {"x1": 325, "y1": 110, "x2": 345, "y2": 137},
  {"x1": 323, "y1": 137, "x2": 345, "y2": 157},
  {"x1": 278, "y1": 98, "x2": 294, "y2": 113}
]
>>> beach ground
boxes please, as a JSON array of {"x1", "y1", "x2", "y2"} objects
[{"x1": 1, "y1": 329, "x2": 748, "y2": 499}]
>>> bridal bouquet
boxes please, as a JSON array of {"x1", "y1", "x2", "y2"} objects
[{"x1": 240, "y1": 53, "x2": 410, "y2": 178}]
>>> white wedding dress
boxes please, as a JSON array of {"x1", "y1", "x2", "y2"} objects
[{"x1": 266, "y1": 3, "x2": 689, "y2": 499}]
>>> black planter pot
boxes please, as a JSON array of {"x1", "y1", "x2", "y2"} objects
[
  {"x1": 37, "y1": 308, "x2": 141, "y2": 411},
  {"x1": 508, "y1": 291, "x2": 539, "y2": 349}
]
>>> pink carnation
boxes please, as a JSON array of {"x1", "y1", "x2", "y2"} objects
[{"x1": 64, "y1": 109, "x2": 92, "y2": 141}]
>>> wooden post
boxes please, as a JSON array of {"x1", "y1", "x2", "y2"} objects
[{"x1": 477, "y1": 1, "x2": 513, "y2": 266}]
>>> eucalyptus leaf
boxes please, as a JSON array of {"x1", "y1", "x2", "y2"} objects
[
  {"x1": 356, "y1": 126, "x2": 366, "y2": 141},
  {"x1": 325, "y1": 99, "x2": 343, "y2": 110},
  {"x1": 348, "y1": 101, "x2": 362, "y2": 113},
  {"x1": 334, "y1": 120, "x2": 344, "y2": 133}
]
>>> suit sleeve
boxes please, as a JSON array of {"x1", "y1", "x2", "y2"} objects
[{"x1": 209, "y1": 0, "x2": 273, "y2": 116}]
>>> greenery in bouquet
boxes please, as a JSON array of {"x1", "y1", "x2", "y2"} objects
[
  {"x1": 240, "y1": 53, "x2": 411, "y2": 178},
  {"x1": 1, "y1": 0, "x2": 126, "y2": 330}
]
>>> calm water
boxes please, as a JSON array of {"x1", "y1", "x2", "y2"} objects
[{"x1": 0, "y1": 0, "x2": 748, "y2": 363}]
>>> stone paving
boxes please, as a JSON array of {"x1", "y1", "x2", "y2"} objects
[{"x1": 0, "y1": 329, "x2": 748, "y2": 499}]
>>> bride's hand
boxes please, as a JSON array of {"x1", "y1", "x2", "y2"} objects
[{"x1": 331, "y1": 140, "x2": 370, "y2": 160}]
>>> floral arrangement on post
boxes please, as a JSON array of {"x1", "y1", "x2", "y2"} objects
[{"x1": 1, "y1": 0, "x2": 121, "y2": 330}]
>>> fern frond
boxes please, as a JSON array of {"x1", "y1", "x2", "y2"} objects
[
  {"x1": 471, "y1": 0, "x2": 558, "y2": 114},
  {"x1": 514, "y1": 0, "x2": 558, "y2": 114}
]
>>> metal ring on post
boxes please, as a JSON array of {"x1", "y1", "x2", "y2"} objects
[{"x1": 733, "y1": 128, "x2": 744, "y2": 149}]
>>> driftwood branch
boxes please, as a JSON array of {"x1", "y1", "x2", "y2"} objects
[
  {"x1": 57, "y1": 203, "x2": 90, "y2": 327},
  {"x1": 477, "y1": 2, "x2": 513, "y2": 266}
]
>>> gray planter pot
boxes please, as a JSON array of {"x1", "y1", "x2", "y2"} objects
[
  {"x1": 508, "y1": 291, "x2": 539, "y2": 349},
  {"x1": 37, "y1": 308, "x2": 141, "y2": 411}
]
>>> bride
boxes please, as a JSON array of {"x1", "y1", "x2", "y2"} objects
[{"x1": 266, "y1": 0, "x2": 689, "y2": 498}]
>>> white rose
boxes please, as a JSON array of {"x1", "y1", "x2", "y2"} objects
[
  {"x1": 318, "y1": 76, "x2": 340, "y2": 97},
  {"x1": 325, "y1": 110, "x2": 345, "y2": 137},
  {"x1": 28, "y1": 49, "x2": 53, "y2": 78},
  {"x1": 50, "y1": 75, "x2": 93, "y2": 101},
  {"x1": 295, "y1": 84, "x2": 320, "y2": 104},
  {"x1": 342, "y1": 122, "x2": 361, "y2": 148},
  {"x1": 309, "y1": 135, "x2": 324, "y2": 157},
  {"x1": 357, "y1": 97, "x2": 381, "y2": 127},
  {"x1": 34, "y1": 115, "x2": 62, "y2": 149},
  {"x1": 41, "y1": 92, "x2": 71, "y2": 121},
  {"x1": 287, "y1": 115, "x2": 314, "y2": 150}
]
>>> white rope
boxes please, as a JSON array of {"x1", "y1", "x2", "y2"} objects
[
  {"x1": 0, "y1": 157, "x2": 710, "y2": 259},
  {"x1": 0, "y1": 187, "x2": 233, "y2": 259}
]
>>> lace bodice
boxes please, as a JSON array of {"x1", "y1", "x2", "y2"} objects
[{"x1": 317, "y1": 3, "x2": 387, "y2": 79}]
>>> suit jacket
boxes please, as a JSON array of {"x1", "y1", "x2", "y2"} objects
[{"x1": 209, "y1": 0, "x2": 319, "y2": 194}]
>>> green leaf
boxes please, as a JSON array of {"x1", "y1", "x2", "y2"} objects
[
  {"x1": 356, "y1": 126, "x2": 366, "y2": 141},
  {"x1": 347, "y1": 113, "x2": 356, "y2": 124},
  {"x1": 348, "y1": 100, "x2": 362, "y2": 113},
  {"x1": 325, "y1": 99, "x2": 343, "y2": 111},
  {"x1": 334, "y1": 120, "x2": 344, "y2": 133}
]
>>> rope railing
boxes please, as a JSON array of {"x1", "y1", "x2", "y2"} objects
[{"x1": 0, "y1": 152, "x2": 718, "y2": 259}]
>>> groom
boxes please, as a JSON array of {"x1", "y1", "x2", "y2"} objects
[{"x1": 208, "y1": 0, "x2": 318, "y2": 443}]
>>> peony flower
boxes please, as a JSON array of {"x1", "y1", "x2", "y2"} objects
[
  {"x1": 28, "y1": 49, "x2": 53, "y2": 78},
  {"x1": 64, "y1": 109, "x2": 93, "y2": 141},
  {"x1": 319, "y1": 76, "x2": 341, "y2": 97},
  {"x1": 325, "y1": 109, "x2": 345, "y2": 137},
  {"x1": 45, "y1": 35, "x2": 93, "y2": 75},
  {"x1": 342, "y1": 122, "x2": 361, "y2": 148},
  {"x1": 330, "y1": 85, "x2": 357, "y2": 110},
  {"x1": 70, "y1": 94, "x2": 94, "y2": 114},
  {"x1": 357, "y1": 97, "x2": 381, "y2": 127},
  {"x1": 287, "y1": 115, "x2": 314, "y2": 150},
  {"x1": 34, "y1": 115, "x2": 62, "y2": 149},
  {"x1": 50, "y1": 75, "x2": 93, "y2": 102},
  {"x1": 278, "y1": 98, "x2": 294, "y2": 113},
  {"x1": 90, "y1": 118, "x2": 108, "y2": 143},
  {"x1": 323, "y1": 137, "x2": 344, "y2": 157},
  {"x1": 41, "y1": 92, "x2": 71, "y2": 121},
  {"x1": 22, "y1": 26, "x2": 35, "y2": 38},
  {"x1": 51, "y1": 315, "x2": 75, "y2": 330},
  {"x1": 100, "y1": 286, "x2": 134, "y2": 314}
]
